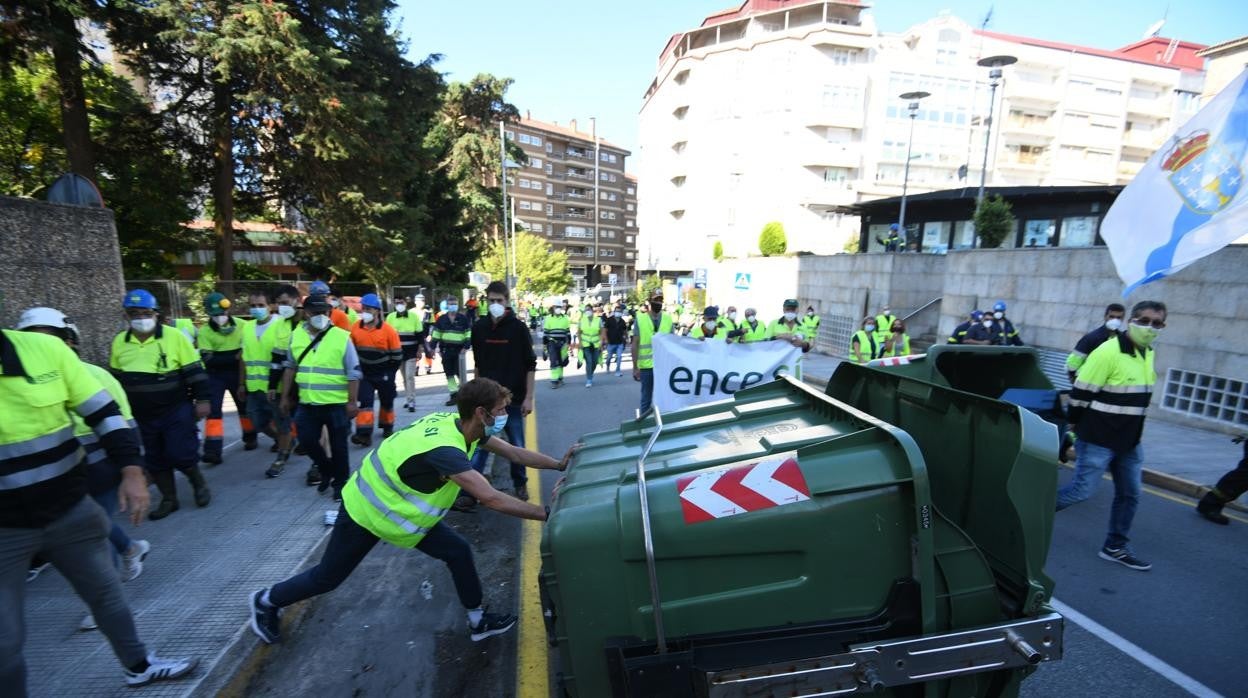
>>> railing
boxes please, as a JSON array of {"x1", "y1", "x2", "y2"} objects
[{"x1": 635, "y1": 406, "x2": 667, "y2": 653}]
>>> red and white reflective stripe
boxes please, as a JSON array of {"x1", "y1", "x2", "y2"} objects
[
  {"x1": 676, "y1": 455, "x2": 811, "y2": 524},
  {"x1": 868, "y1": 353, "x2": 925, "y2": 367}
]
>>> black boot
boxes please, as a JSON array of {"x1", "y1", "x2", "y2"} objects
[
  {"x1": 149, "y1": 470, "x2": 180, "y2": 520},
  {"x1": 185, "y1": 466, "x2": 212, "y2": 507},
  {"x1": 1197, "y1": 492, "x2": 1230, "y2": 525}
]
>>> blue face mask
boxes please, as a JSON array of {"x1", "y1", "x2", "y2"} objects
[
  {"x1": 250, "y1": 307, "x2": 269, "y2": 321},
  {"x1": 484, "y1": 412, "x2": 508, "y2": 437}
]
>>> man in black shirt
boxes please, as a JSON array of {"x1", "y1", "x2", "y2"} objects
[
  {"x1": 467, "y1": 281, "x2": 537, "y2": 500},
  {"x1": 604, "y1": 305, "x2": 629, "y2": 377}
]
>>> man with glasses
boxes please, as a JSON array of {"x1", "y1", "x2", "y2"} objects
[{"x1": 1057, "y1": 300, "x2": 1166, "y2": 571}]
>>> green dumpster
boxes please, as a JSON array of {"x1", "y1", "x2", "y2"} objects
[{"x1": 540, "y1": 364, "x2": 1062, "y2": 697}]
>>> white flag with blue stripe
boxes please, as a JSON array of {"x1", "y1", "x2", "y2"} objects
[{"x1": 1101, "y1": 69, "x2": 1248, "y2": 294}]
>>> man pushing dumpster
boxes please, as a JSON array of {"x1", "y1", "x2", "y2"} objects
[{"x1": 248, "y1": 378, "x2": 577, "y2": 644}]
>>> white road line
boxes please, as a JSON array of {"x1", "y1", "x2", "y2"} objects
[{"x1": 1050, "y1": 598, "x2": 1223, "y2": 698}]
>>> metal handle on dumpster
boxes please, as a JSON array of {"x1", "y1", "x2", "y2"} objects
[{"x1": 636, "y1": 407, "x2": 668, "y2": 654}]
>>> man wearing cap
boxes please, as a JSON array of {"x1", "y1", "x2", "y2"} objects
[
  {"x1": 631, "y1": 292, "x2": 674, "y2": 414},
  {"x1": 690, "y1": 306, "x2": 726, "y2": 340},
  {"x1": 991, "y1": 301, "x2": 1024, "y2": 346},
  {"x1": 197, "y1": 292, "x2": 258, "y2": 465},
  {"x1": 947, "y1": 310, "x2": 983, "y2": 344},
  {"x1": 110, "y1": 289, "x2": 212, "y2": 518},
  {"x1": 279, "y1": 294, "x2": 361, "y2": 498},
  {"x1": 350, "y1": 294, "x2": 403, "y2": 447},
  {"x1": 768, "y1": 300, "x2": 812, "y2": 353}
]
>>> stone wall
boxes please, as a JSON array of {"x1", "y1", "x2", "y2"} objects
[
  {"x1": 798, "y1": 253, "x2": 947, "y2": 349},
  {"x1": 0, "y1": 196, "x2": 126, "y2": 365}
]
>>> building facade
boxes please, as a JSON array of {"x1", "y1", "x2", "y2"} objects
[
  {"x1": 638, "y1": 0, "x2": 1208, "y2": 271},
  {"x1": 506, "y1": 116, "x2": 637, "y2": 292}
]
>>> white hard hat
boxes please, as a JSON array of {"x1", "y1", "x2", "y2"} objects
[{"x1": 16, "y1": 307, "x2": 80, "y2": 342}]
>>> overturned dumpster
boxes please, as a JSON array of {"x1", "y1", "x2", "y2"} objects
[{"x1": 540, "y1": 362, "x2": 1063, "y2": 697}]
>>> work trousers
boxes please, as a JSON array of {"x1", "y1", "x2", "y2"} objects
[
  {"x1": 356, "y1": 371, "x2": 397, "y2": 438},
  {"x1": 604, "y1": 344, "x2": 625, "y2": 373},
  {"x1": 1057, "y1": 440, "x2": 1143, "y2": 550},
  {"x1": 581, "y1": 345, "x2": 601, "y2": 381},
  {"x1": 441, "y1": 344, "x2": 465, "y2": 394},
  {"x1": 639, "y1": 368, "x2": 655, "y2": 414},
  {"x1": 137, "y1": 401, "x2": 199, "y2": 473},
  {"x1": 547, "y1": 339, "x2": 569, "y2": 381},
  {"x1": 469, "y1": 403, "x2": 527, "y2": 488},
  {"x1": 0, "y1": 497, "x2": 147, "y2": 695},
  {"x1": 245, "y1": 391, "x2": 290, "y2": 438},
  {"x1": 204, "y1": 369, "x2": 256, "y2": 458},
  {"x1": 294, "y1": 404, "x2": 350, "y2": 493},
  {"x1": 269, "y1": 507, "x2": 482, "y2": 610},
  {"x1": 1209, "y1": 441, "x2": 1248, "y2": 504}
]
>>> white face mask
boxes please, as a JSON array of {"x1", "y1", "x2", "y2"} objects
[
  {"x1": 783, "y1": 311, "x2": 797, "y2": 321},
  {"x1": 746, "y1": 315, "x2": 756, "y2": 323},
  {"x1": 329, "y1": 299, "x2": 340, "y2": 308},
  {"x1": 360, "y1": 312, "x2": 375, "y2": 324},
  {"x1": 613, "y1": 312, "x2": 623, "y2": 318},
  {"x1": 704, "y1": 320, "x2": 717, "y2": 330},
  {"x1": 728, "y1": 312, "x2": 738, "y2": 321},
  {"x1": 130, "y1": 317, "x2": 156, "y2": 334},
  {"x1": 277, "y1": 304, "x2": 296, "y2": 319},
  {"x1": 994, "y1": 311, "x2": 1004, "y2": 319},
  {"x1": 554, "y1": 308, "x2": 564, "y2": 315},
  {"x1": 309, "y1": 314, "x2": 331, "y2": 331},
  {"x1": 394, "y1": 304, "x2": 406, "y2": 313},
  {"x1": 489, "y1": 303, "x2": 506, "y2": 318},
  {"x1": 1105, "y1": 318, "x2": 1123, "y2": 332},
  {"x1": 211, "y1": 315, "x2": 229, "y2": 326},
  {"x1": 983, "y1": 320, "x2": 994, "y2": 328}
]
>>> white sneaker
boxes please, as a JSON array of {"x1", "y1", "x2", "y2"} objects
[
  {"x1": 80, "y1": 613, "x2": 98, "y2": 631},
  {"x1": 123, "y1": 652, "x2": 198, "y2": 686},
  {"x1": 616, "y1": 372, "x2": 622, "y2": 377},
  {"x1": 324, "y1": 510, "x2": 339, "y2": 526},
  {"x1": 121, "y1": 540, "x2": 151, "y2": 582}
]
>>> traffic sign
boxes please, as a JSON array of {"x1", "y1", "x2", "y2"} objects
[
  {"x1": 733, "y1": 272, "x2": 752, "y2": 290},
  {"x1": 694, "y1": 267, "x2": 708, "y2": 289},
  {"x1": 676, "y1": 455, "x2": 810, "y2": 524},
  {"x1": 608, "y1": 273, "x2": 618, "y2": 285}
]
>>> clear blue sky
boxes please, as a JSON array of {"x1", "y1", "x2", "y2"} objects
[{"x1": 397, "y1": 0, "x2": 1247, "y2": 163}]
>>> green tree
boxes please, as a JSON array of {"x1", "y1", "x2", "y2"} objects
[
  {"x1": 478, "y1": 232, "x2": 571, "y2": 297},
  {"x1": 973, "y1": 195, "x2": 1016, "y2": 248},
  {"x1": 0, "y1": 55, "x2": 197, "y2": 278},
  {"x1": 640, "y1": 273, "x2": 663, "y2": 299},
  {"x1": 712, "y1": 240, "x2": 724, "y2": 261},
  {"x1": 759, "y1": 221, "x2": 787, "y2": 256}
]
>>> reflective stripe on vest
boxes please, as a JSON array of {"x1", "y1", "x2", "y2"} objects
[
  {"x1": 635, "y1": 313, "x2": 673, "y2": 369},
  {"x1": 579, "y1": 317, "x2": 602, "y2": 347},
  {"x1": 242, "y1": 319, "x2": 283, "y2": 391},
  {"x1": 290, "y1": 325, "x2": 350, "y2": 405},
  {"x1": 340, "y1": 412, "x2": 473, "y2": 547}
]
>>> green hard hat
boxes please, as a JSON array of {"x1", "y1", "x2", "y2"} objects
[{"x1": 204, "y1": 292, "x2": 231, "y2": 316}]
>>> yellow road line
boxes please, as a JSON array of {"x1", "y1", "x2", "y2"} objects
[
  {"x1": 1059, "y1": 462, "x2": 1248, "y2": 525},
  {"x1": 517, "y1": 403, "x2": 549, "y2": 698}
]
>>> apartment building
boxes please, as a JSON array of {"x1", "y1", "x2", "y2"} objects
[
  {"x1": 638, "y1": 0, "x2": 1207, "y2": 270},
  {"x1": 506, "y1": 116, "x2": 637, "y2": 292}
]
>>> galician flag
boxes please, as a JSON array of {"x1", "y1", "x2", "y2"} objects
[{"x1": 1101, "y1": 68, "x2": 1248, "y2": 294}]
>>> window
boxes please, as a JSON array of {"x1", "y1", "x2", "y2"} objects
[
  {"x1": 600, "y1": 152, "x2": 618, "y2": 163},
  {"x1": 519, "y1": 201, "x2": 532, "y2": 210},
  {"x1": 626, "y1": 251, "x2": 635, "y2": 259},
  {"x1": 530, "y1": 222, "x2": 543, "y2": 233},
  {"x1": 531, "y1": 136, "x2": 542, "y2": 146},
  {"x1": 952, "y1": 221, "x2": 975, "y2": 249},
  {"x1": 545, "y1": 142, "x2": 553, "y2": 154},
  {"x1": 600, "y1": 211, "x2": 616, "y2": 220},
  {"x1": 518, "y1": 178, "x2": 531, "y2": 188},
  {"x1": 601, "y1": 248, "x2": 616, "y2": 257},
  {"x1": 922, "y1": 221, "x2": 949, "y2": 251},
  {"x1": 627, "y1": 186, "x2": 636, "y2": 195},
  {"x1": 506, "y1": 130, "x2": 515, "y2": 140},
  {"x1": 545, "y1": 183, "x2": 553, "y2": 195},
  {"x1": 602, "y1": 230, "x2": 615, "y2": 239},
  {"x1": 530, "y1": 157, "x2": 543, "y2": 169},
  {"x1": 626, "y1": 235, "x2": 634, "y2": 244},
  {"x1": 1022, "y1": 219, "x2": 1055, "y2": 247},
  {"x1": 545, "y1": 164, "x2": 552, "y2": 175},
  {"x1": 545, "y1": 204, "x2": 553, "y2": 214},
  {"x1": 1060, "y1": 216, "x2": 1098, "y2": 247},
  {"x1": 518, "y1": 134, "x2": 531, "y2": 144},
  {"x1": 626, "y1": 203, "x2": 635, "y2": 211},
  {"x1": 626, "y1": 220, "x2": 634, "y2": 228},
  {"x1": 823, "y1": 167, "x2": 850, "y2": 185}
]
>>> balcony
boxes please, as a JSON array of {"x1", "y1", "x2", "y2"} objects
[
  {"x1": 565, "y1": 149, "x2": 594, "y2": 161},
  {"x1": 800, "y1": 105, "x2": 863, "y2": 130},
  {"x1": 799, "y1": 183, "x2": 857, "y2": 208},
  {"x1": 549, "y1": 212, "x2": 590, "y2": 221},
  {"x1": 1118, "y1": 160, "x2": 1144, "y2": 177},
  {"x1": 1001, "y1": 118, "x2": 1055, "y2": 144},
  {"x1": 1004, "y1": 80, "x2": 1061, "y2": 107},
  {"x1": 563, "y1": 229, "x2": 594, "y2": 239},
  {"x1": 1128, "y1": 97, "x2": 1172, "y2": 118},
  {"x1": 998, "y1": 155, "x2": 1047, "y2": 171},
  {"x1": 1121, "y1": 130, "x2": 1165, "y2": 152},
  {"x1": 802, "y1": 142, "x2": 860, "y2": 169}
]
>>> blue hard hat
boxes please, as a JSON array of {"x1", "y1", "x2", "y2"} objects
[
  {"x1": 971, "y1": 310, "x2": 984, "y2": 320},
  {"x1": 309, "y1": 280, "x2": 331, "y2": 295},
  {"x1": 993, "y1": 301, "x2": 1007, "y2": 312},
  {"x1": 123, "y1": 289, "x2": 159, "y2": 310},
  {"x1": 360, "y1": 293, "x2": 381, "y2": 309},
  {"x1": 889, "y1": 223, "x2": 900, "y2": 231}
]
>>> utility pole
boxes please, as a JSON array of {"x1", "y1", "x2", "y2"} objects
[{"x1": 499, "y1": 121, "x2": 512, "y2": 287}]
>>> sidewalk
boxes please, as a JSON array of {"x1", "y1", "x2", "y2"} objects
[
  {"x1": 23, "y1": 369, "x2": 457, "y2": 697},
  {"x1": 801, "y1": 351, "x2": 1245, "y2": 510}
]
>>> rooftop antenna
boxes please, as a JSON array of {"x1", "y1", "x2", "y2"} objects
[{"x1": 981, "y1": 5, "x2": 993, "y2": 30}]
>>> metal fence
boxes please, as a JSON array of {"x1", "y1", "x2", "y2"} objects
[
  {"x1": 123, "y1": 280, "x2": 468, "y2": 321},
  {"x1": 818, "y1": 314, "x2": 857, "y2": 357}
]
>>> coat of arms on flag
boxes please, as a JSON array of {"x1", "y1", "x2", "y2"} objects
[{"x1": 1163, "y1": 130, "x2": 1243, "y2": 215}]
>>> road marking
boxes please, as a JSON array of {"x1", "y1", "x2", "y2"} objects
[
  {"x1": 516, "y1": 403, "x2": 549, "y2": 698},
  {"x1": 1059, "y1": 463, "x2": 1248, "y2": 524},
  {"x1": 1050, "y1": 598, "x2": 1224, "y2": 698}
]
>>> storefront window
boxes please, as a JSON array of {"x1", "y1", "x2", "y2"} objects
[
  {"x1": 952, "y1": 220, "x2": 976, "y2": 249},
  {"x1": 867, "y1": 224, "x2": 892, "y2": 252},
  {"x1": 922, "y1": 221, "x2": 950, "y2": 253},
  {"x1": 1060, "y1": 216, "x2": 1099, "y2": 247},
  {"x1": 1022, "y1": 219, "x2": 1055, "y2": 247}
]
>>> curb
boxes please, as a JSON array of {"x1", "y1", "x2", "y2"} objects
[
  {"x1": 186, "y1": 526, "x2": 334, "y2": 698},
  {"x1": 804, "y1": 372, "x2": 1247, "y2": 515}
]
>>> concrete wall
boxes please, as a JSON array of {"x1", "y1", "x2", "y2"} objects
[
  {"x1": 0, "y1": 196, "x2": 126, "y2": 365},
  {"x1": 798, "y1": 253, "x2": 947, "y2": 348}
]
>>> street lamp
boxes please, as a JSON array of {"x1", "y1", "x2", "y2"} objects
[
  {"x1": 897, "y1": 90, "x2": 930, "y2": 238},
  {"x1": 498, "y1": 119, "x2": 522, "y2": 288},
  {"x1": 975, "y1": 55, "x2": 1016, "y2": 204}
]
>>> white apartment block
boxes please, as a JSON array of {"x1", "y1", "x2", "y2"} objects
[{"x1": 638, "y1": 0, "x2": 1207, "y2": 270}]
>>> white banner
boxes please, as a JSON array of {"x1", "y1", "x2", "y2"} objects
[{"x1": 653, "y1": 335, "x2": 803, "y2": 413}]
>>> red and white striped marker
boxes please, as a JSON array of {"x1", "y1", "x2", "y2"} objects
[{"x1": 676, "y1": 455, "x2": 811, "y2": 524}]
